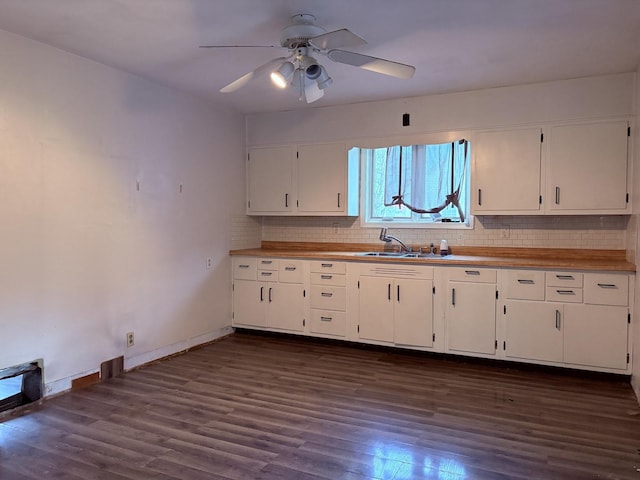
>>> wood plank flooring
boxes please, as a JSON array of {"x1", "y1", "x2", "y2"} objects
[{"x1": 2, "y1": 331, "x2": 640, "y2": 479}]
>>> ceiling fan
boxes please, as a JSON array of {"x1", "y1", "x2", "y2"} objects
[{"x1": 200, "y1": 13, "x2": 416, "y2": 103}]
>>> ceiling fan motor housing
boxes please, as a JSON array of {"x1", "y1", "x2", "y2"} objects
[{"x1": 280, "y1": 14, "x2": 326, "y2": 49}]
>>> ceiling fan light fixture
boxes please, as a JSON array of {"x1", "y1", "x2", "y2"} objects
[
  {"x1": 305, "y1": 62, "x2": 321, "y2": 80},
  {"x1": 315, "y1": 65, "x2": 333, "y2": 90},
  {"x1": 270, "y1": 61, "x2": 295, "y2": 88}
]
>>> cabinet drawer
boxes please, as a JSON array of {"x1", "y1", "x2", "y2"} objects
[
  {"x1": 279, "y1": 260, "x2": 305, "y2": 284},
  {"x1": 546, "y1": 287, "x2": 583, "y2": 303},
  {"x1": 258, "y1": 258, "x2": 279, "y2": 271},
  {"x1": 310, "y1": 272, "x2": 346, "y2": 286},
  {"x1": 504, "y1": 270, "x2": 545, "y2": 300},
  {"x1": 233, "y1": 258, "x2": 257, "y2": 280},
  {"x1": 546, "y1": 272, "x2": 583, "y2": 288},
  {"x1": 310, "y1": 286, "x2": 347, "y2": 311},
  {"x1": 448, "y1": 267, "x2": 497, "y2": 283},
  {"x1": 310, "y1": 310, "x2": 346, "y2": 337},
  {"x1": 584, "y1": 274, "x2": 628, "y2": 306},
  {"x1": 310, "y1": 261, "x2": 346, "y2": 274},
  {"x1": 258, "y1": 270, "x2": 279, "y2": 282}
]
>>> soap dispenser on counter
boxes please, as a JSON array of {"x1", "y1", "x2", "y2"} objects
[{"x1": 440, "y1": 239, "x2": 449, "y2": 256}]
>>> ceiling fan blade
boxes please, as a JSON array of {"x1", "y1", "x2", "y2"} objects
[
  {"x1": 304, "y1": 80, "x2": 325, "y2": 104},
  {"x1": 327, "y1": 49, "x2": 415, "y2": 79},
  {"x1": 308, "y1": 28, "x2": 366, "y2": 50},
  {"x1": 199, "y1": 44, "x2": 278, "y2": 48},
  {"x1": 219, "y1": 56, "x2": 286, "y2": 93}
]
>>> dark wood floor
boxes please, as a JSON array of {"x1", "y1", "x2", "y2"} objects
[{"x1": 2, "y1": 332, "x2": 640, "y2": 479}]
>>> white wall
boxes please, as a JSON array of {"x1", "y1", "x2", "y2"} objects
[{"x1": 0, "y1": 30, "x2": 245, "y2": 395}]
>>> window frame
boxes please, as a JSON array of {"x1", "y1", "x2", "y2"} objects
[{"x1": 353, "y1": 131, "x2": 474, "y2": 230}]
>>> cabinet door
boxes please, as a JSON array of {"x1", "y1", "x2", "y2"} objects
[
  {"x1": 267, "y1": 283, "x2": 305, "y2": 332},
  {"x1": 504, "y1": 301, "x2": 562, "y2": 362},
  {"x1": 446, "y1": 282, "x2": 496, "y2": 355},
  {"x1": 297, "y1": 144, "x2": 346, "y2": 213},
  {"x1": 563, "y1": 304, "x2": 628, "y2": 370},
  {"x1": 233, "y1": 280, "x2": 266, "y2": 327},
  {"x1": 472, "y1": 128, "x2": 542, "y2": 214},
  {"x1": 247, "y1": 146, "x2": 295, "y2": 214},
  {"x1": 358, "y1": 276, "x2": 394, "y2": 343},
  {"x1": 394, "y1": 279, "x2": 433, "y2": 347},
  {"x1": 546, "y1": 121, "x2": 629, "y2": 213}
]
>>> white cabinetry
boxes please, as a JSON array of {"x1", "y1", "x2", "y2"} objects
[
  {"x1": 247, "y1": 143, "x2": 358, "y2": 216},
  {"x1": 309, "y1": 261, "x2": 347, "y2": 338},
  {"x1": 503, "y1": 269, "x2": 631, "y2": 372},
  {"x1": 232, "y1": 257, "x2": 306, "y2": 333},
  {"x1": 472, "y1": 128, "x2": 543, "y2": 214},
  {"x1": 545, "y1": 121, "x2": 629, "y2": 214},
  {"x1": 357, "y1": 264, "x2": 434, "y2": 347},
  {"x1": 247, "y1": 146, "x2": 295, "y2": 214},
  {"x1": 445, "y1": 268, "x2": 497, "y2": 356}
]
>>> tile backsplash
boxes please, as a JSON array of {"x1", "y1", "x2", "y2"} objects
[
  {"x1": 230, "y1": 215, "x2": 262, "y2": 249},
  {"x1": 257, "y1": 215, "x2": 629, "y2": 250}
]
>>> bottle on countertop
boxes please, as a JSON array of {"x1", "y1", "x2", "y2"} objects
[{"x1": 440, "y1": 239, "x2": 449, "y2": 256}]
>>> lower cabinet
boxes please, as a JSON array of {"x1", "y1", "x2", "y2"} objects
[
  {"x1": 358, "y1": 265, "x2": 434, "y2": 347},
  {"x1": 445, "y1": 268, "x2": 497, "y2": 356},
  {"x1": 504, "y1": 301, "x2": 563, "y2": 362}
]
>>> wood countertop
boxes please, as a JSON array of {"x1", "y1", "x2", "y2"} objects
[{"x1": 229, "y1": 242, "x2": 636, "y2": 273}]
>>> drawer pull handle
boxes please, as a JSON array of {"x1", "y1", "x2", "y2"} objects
[
  {"x1": 597, "y1": 283, "x2": 617, "y2": 289},
  {"x1": 517, "y1": 279, "x2": 535, "y2": 284},
  {"x1": 556, "y1": 290, "x2": 575, "y2": 295},
  {"x1": 465, "y1": 270, "x2": 481, "y2": 275},
  {"x1": 238, "y1": 264, "x2": 250, "y2": 269},
  {"x1": 321, "y1": 275, "x2": 333, "y2": 280},
  {"x1": 320, "y1": 316, "x2": 333, "y2": 322},
  {"x1": 555, "y1": 310, "x2": 561, "y2": 330},
  {"x1": 284, "y1": 267, "x2": 296, "y2": 271},
  {"x1": 321, "y1": 292, "x2": 333, "y2": 297},
  {"x1": 555, "y1": 275, "x2": 574, "y2": 280},
  {"x1": 321, "y1": 263, "x2": 333, "y2": 268},
  {"x1": 261, "y1": 272, "x2": 272, "y2": 276},
  {"x1": 261, "y1": 260, "x2": 272, "y2": 265}
]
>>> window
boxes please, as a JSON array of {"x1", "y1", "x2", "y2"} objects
[{"x1": 355, "y1": 139, "x2": 471, "y2": 227}]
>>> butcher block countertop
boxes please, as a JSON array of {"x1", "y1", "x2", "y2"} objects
[{"x1": 229, "y1": 242, "x2": 636, "y2": 273}]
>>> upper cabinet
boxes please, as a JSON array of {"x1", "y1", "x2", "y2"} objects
[
  {"x1": 247, "y1": 143, "x2": 359, "y2": 216},
  {"x1": 471, "y1": 120, "x2": 631, "y2": 216},
  {"x1": 545, "y1": 121, "x2": 630, "y2": 214},
  {"x1": 472, "y1": 128, "x2": 543, "y2": 215}
]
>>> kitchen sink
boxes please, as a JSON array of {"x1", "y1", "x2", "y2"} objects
[{"x1": 355, "y1": 251, "x2": 454, "y2": 259}]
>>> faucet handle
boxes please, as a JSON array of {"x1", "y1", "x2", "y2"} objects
[{"x1": 379, "y1": 227, "x2": 390, "y2": 242}]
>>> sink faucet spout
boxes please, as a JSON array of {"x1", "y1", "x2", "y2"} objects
[{"x1": 379, "y1": 228, "x2": 412, "y2": 252}]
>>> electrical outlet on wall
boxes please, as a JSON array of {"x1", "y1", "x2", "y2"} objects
[{"x1": 126, "y1": 332, "x2": 134, "y2": 347}]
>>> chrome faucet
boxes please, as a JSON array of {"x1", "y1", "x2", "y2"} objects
[{"x1": 379, "y1": 228, "x2": 412, "y2": 252}]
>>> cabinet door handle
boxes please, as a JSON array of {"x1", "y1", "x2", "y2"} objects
[
  {"x1": 388, "y1": 283, "x2": 392, "y2": 301},
  {"x1": 555, "y1": 186, "x2": 560, "y2": 205},
  {"x1": 321, "y1": 275, "x2": 333, "y2": 280},
  {"x1": 260, "y1": 286, "x2": 264, "y2": 302},
  {"x1": 285, "y1": 193, "x2": 289, "y2": 207},
  {"x1": 397, "y1": 284, "x2": 400, "y2": 302},
  {"x1": 321, "y1": 292, "x2": 333, "y2": 297},
  {"x1": 337, "y1": 193, "x2": 341, "y2": 208},
  {"x1": 284, "y1": 266, "x2": 296, "y2": 271},
  {"x1": 555, "y1": 274, "x2": 574, "y2": 280},
  {"x1": 478, "y1": 188, "x2": 482, "y2": 206},
  {"x1": 238, "y1": 264, "x2": 250, "y2": 269},
  {"x1": 556, "y1": 289, "x2": 575, "y2": 295},
  {"x1": 321, "y1": 263, "x2": 333, "y2": 268},
  {"x1": 597, "y1": 283, "x2": 617, "y2": 289},
  {"x1": 555, "y1": 310, "x2": 561, "y2": 330},
  {"x1": 268, "y1": 287, "x2": 272, "y2": 303},
  {"x1": 465, "y1": 270, "x2": 481, "y2": 276},
  {"x1": 452, "y1": 288, "x2": 456, "y2": 306},
  {"x1": 517, "y1": 279, "x2": 535, "y2": 284},
  {"x1": 320, "y1": 316, "x2": 333, "y2": 322}
]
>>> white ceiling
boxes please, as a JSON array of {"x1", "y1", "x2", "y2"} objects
[{"x1": 0, "y1": 0, "x2": 639, "y2": 114}]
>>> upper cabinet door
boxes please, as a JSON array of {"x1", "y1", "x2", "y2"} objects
[
  {"x1": 247, "y1": 146, "x2": 295, "y2": 214},
  {"x1": 297, "y1": 144, "x2": 347, "y2": 214},
  {"x1": 546, "y1": 121, "x2": 629, "y2": 213},
  {"x1": 472, "y1": 128, "x2": 542, "y2": 215}
]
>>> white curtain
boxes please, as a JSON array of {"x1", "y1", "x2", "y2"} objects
[{"x1": 383, "y1": 140, "x2": 468, "y2": 221}]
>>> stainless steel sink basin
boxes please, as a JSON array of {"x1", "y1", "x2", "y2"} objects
[{"x1": 355, "y1": 251, "x2": 454, "y2": 259}]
